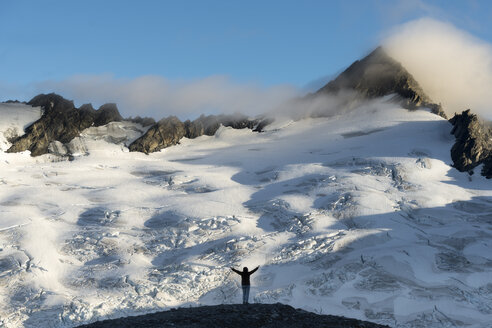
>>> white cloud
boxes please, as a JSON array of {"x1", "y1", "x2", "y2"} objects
[
  {"x1": 384, "y1": 17, "x2": 492, "y2": 119},
  {"x1": 35, "y1": 74, "x2": 299, "y2": 119}
]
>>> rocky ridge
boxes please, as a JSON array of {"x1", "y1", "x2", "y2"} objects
[
  {"x1": 4, "y1": 93, "x2": 268, "y2": 157},
  {"x1": 76, "y1": 303, "x2": 390, "y2": 328},
  {"x1": 7, "y1": 93, "x2": 123, "y2": 156},
  {"x1": 449, "y1": 109, "x2": 492, "y2": 178},
  {"x1": 316, "y1": 47, "x2": 446, "y2": 118},
  {"x1": 128, "y1": 114, "x2": 270, "y2": 154}
]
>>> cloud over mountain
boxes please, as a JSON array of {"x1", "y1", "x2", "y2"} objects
[
  {"x1": 36, "y1": 74, "x2": 299, "y2": 119},
  {"x1": 384, "y1": 18, "x2": 492, "y2": 119}
]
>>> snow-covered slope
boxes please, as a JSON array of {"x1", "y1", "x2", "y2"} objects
[
  {"x1": 0, "y1": 100, "x2": 491, "y2": 327},
  {"x1": 0, "y1": 103, "x2": 41, "y2": 152}
]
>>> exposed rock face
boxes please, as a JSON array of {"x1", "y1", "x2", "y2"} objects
[
  {"x1": 449, "y1": 109, "x2": 492, "y2": 178},
  {"x1": 184, "y1": 114, "x2": 224, "y2": 139},
  {"x1": 7, "y1": 93, "x2": 124, "y2": 156},
  {"x1": 128, "y1": 116, "x2": 186, "y2": 154},
  {"x1": 129, "y1": 114, "x2": 267, "y2": 154},
  {"x1": 316, "y1": 47, "x2": 446, "y2": 118},
  {"x1": 76, "y1": 303, "x2": 390, "y2": 328},
  {"x1": 93, "y1": 103, "x2": 123, "y2": 126}
]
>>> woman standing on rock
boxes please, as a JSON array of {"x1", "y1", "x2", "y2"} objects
[{"x1": 231, "y1": 266, "x2": 259, "y2": 304}]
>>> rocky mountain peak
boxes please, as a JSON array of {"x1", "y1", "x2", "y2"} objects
[
  {"x1": 79, "y1": 103, "x2": 96, "y2": 112},
  {"x1": 93, "y1": 103, "x2": 123, "y2": 126},
  {"x1": 27, "y1": 92, "x2": 75, "y2": 114},
  {"x1": 316, "y1": 47, "x2": 446, "y2": 118}
]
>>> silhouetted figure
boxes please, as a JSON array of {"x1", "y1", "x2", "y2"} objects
[{"x1": 231, "y1": 265, "x2": 259, "y2": 304}]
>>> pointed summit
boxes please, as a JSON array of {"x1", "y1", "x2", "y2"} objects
[{"x1": 317, "y1": 47, "x2": 446, "y2": 118}]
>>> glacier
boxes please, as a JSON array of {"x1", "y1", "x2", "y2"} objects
[{"x1": 0, "y1": 99, "x2": 491, "y2": 327}]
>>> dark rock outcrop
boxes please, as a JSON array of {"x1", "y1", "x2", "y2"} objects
[
  {"x1": 483, "y1": 157, "x2": 492, "y2": 178},
  {"x1": 7, "y1": 93, "x2": 124, "y2": 156},
  {"x1": 128, "y1": 116, "x2": 186, "y2": 154},
  {"x1": 449, "y1": 109, "x2": 492, "y2": 178},
  {"x1": 316, "y1": 47, "x2": 446, "y2": 118},
  {"x1": 93, "y1": 103, "x2": 123, "y2": 126},
  {"x1": 76, "y1": 303, "x2": 390, "y2": 328},
  {"x1": 129, "y1": 114, "x2": 267, "y2": 154},
  {"x1": 184, "y1": 114, "x2": 224, "y2": 139}
]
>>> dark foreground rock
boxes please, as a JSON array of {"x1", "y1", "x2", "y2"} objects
[
  {"x1": 7, "y1": 93, "x2": 123, "y2": 156},
  {"x1": 316, "y1": 47, "x2": 446, "y2": 118},
  {"x1": 449, "y1": 109, "x2": 492, "y2": 178},
  {"x1": 76, "y1": 303, "x2": 391, "y2": 328},
  {"x1": 128, "y1": 114, "x2": 269, "y2": 154}
]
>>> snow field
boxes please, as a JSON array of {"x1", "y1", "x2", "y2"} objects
[{"x1": 0, "y1": 102, "x2": 491, "y2": 327}]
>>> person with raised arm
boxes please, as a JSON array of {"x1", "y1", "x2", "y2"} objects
[{"x1": 231, "y1": 265, "x2": 259, "y2": 304}]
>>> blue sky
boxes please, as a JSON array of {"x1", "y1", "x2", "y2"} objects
[{"x1": 1, "y1": 0, "x2": 492, "y2": 117}]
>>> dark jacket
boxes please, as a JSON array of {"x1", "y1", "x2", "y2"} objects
[{"x1": 231, "y1": 266, "x2": 259, "y2": 285}]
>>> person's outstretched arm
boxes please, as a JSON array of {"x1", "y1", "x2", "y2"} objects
[
  {"x1": 250, "y1": 265, "x2": 260, "y2": 274},
  {"x1": 231, "y1": 267, "x2": 241, "y2": 275}
]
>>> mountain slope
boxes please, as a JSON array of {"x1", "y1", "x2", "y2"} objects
[{"x1": 0, "y1": 100, "x2": 490, "y2": 328}]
